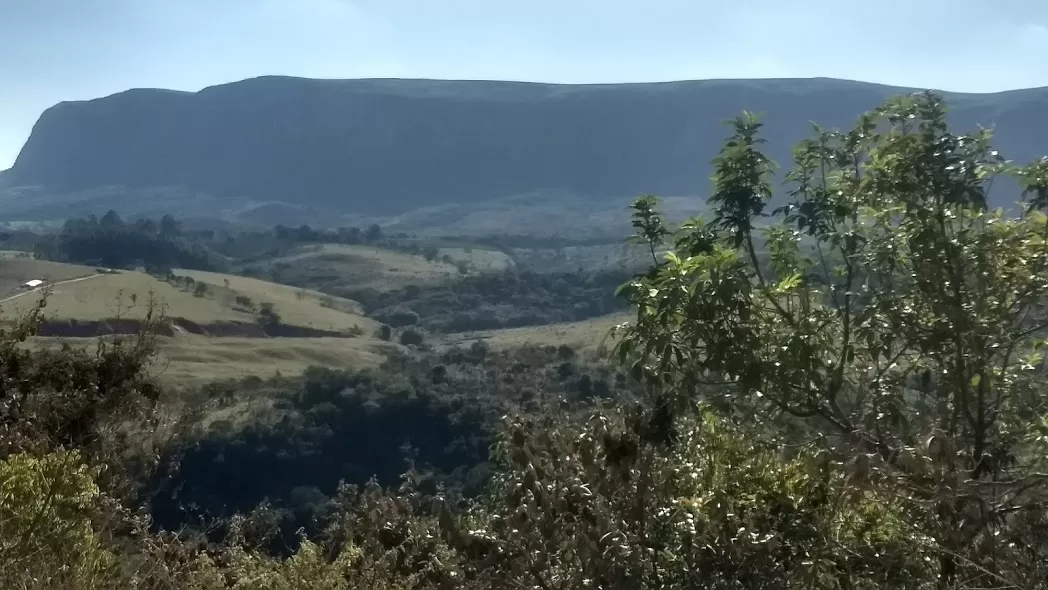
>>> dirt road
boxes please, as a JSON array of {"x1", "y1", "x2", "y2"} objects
[{"x1": 0, "y1": 273, "x2": 103, "y2": 305}]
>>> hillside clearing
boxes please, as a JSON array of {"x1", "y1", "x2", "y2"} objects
[
  {"x1": 30, "y1": 334, "x2": 393, "y2": 385},
  {"x1": 441, "y1": 312, "x2": 630, "y2": 354},
  {"x1": 0, "y1": 259, "x2": 98, "y2": 298},
  {"x1": 436, "y1": 246, "x2": 513, "y2": 271},
  {"x1": 2, "y1": 262, "x2": 376, "y2": 335},
  {"x1": 242, "y1": 244, "x2": 461, "y2": 292}
]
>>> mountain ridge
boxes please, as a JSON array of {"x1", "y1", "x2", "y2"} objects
[{"x1": 7, "y1": 76, "x2": 1048, "y2": 219}]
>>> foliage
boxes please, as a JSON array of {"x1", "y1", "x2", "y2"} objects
[
  {"x1": 150, "y1": 345, "x2": 634, "y2": 548},
  {"x1": 399, "y1": 328, "x2": 425, "y2": 347},
  {"x1": 35, "y1": 212, "x2": 223, "y2": 271},
  {"x1": 615, "y1": 91, "x2": 1048, "y2": 586},
  {"x1": 257, "y1": 302, "x2": 282, "y2": 330},
  {"x1": 0, "y1": 450, "x2": 117, "y2": 588}
]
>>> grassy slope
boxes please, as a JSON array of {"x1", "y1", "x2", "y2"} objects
[
  {"x1": 441, "y1": 312, "x2": 631, "y2": 354},
  {"x1": 1, "y1": 260, "x2": 377, "y2": 334},
  {"x1": 171, "y1": 268, "x2": 377, "y2": 332},
  {"x1": 32, "y1": 334, "x2": 392, "y2": 386},
  {"x1": 253, "y1": 244, "x2": 463, "y2": 291},
  {"x1": 436, "y1": 246, "x2": 514, "y2": 272},
  {"x1": 0, "y1": 258, "x2": 97, "y2": 298}
]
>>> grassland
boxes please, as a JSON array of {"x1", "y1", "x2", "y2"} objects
[
  {"x1": 0, "y1": 260, "x2": 377, "y2": 336},
  {"x1": 3, "y1": 251, "x2": 634, "y2": 386},
  {"x1": 440, "y1": 312, "x2": 630, "y2": 355},
  {"x1": 30, "y1": 334, "x2": 393, "y2": 386},
  {"x1": 243, "y1": 244, "x2": 463, "y2": 292},
  {"x1": 0, "y1": 258, "x2": 97, "y2": 298},
  {"x1": 170, "y1": 268, "x2": 377, "y2": 333},
  {"x1": 436, "y1": 246, "x2": 514, "y2": 271}
]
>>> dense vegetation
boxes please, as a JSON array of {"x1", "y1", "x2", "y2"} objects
[
  {"x1": 4, "y1": 92, "x2": 1048, "y2": 589},
  {"x1": 150, "y1": 343, "x2": 628, "y2": 547},
  {"x1": 33, "y1": 211, "x2": 225, "y2": 271}
]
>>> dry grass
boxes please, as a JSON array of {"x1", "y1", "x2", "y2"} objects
[
  {"x1": 441, "y1": 312, "x2": 631, "y2": 354},
  {"x1": 437, "y1": 247, "x2": 514, "y2": 271},
  {"x1": 6, "y1": 271, "x2": 236, "y2": 322},
  {"x1": 0, "y1": 259, "x2": 97, "y2": 298},
  {"x1": 171, "y1": 268, "x2": 378, "y2": 333},
  {"x1": 152, "y1": 335, "x2": 390, "y2": 384},
  {"x1": 262, "y1": 244, "x2": 461, "y2": 291},
  {"x1": 0, "y1": 250, "x2": 36, "y2": 260},
  {"x1": 31, "y1": 334, "x2": 393, "y2": 386},
  {"x1": 1, "y1": 263, "x2": 377, "y2": 334}
]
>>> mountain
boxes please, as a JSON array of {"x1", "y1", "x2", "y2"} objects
[{"x1": 5, "y1": 76, "x2": 1048, "y2": 223}]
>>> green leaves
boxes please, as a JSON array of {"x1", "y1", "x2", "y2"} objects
[
  {"x1": 709, "y1": 112, "x2": 777, "y2": 248},
  {"x1": 614, "y1": 91, "x2": 1048, "y2": 586}
]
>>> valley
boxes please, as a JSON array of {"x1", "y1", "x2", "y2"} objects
[{"x1": 2, "y1": 73, "x2": 1047, "y2": 588}]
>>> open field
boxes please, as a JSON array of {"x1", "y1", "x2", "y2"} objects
[
  {"x1": 436, "y1": 246, "x2": 514, "y2": 271},
  {"x1": 441, "y1": 312, "x2": 631, "y2": 354},
  {"x1": 0, "y1": 260, "x2": 377, "y2": 335},
  {"x1": 30, "y1": 334, "x2": 394, "y2": 386},
  {"x1": 243, "y1": 244, "x2": 462, "y2": 292},
  {"x1": 0, "y1": 250, "x2": 35, "y2": 260},
  {"x1": 0, "y1": 258, "x2": 97, "y2": 298},
  {"x1": 171, "y1": 268, "x2": 377, "y2": 333}
]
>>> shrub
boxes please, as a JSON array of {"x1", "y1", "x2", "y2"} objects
[
  {"x1": 377, "y1": 324, "x2": 392, "y2": 341},
  {"x1": 399, "y1": 328, "x2": 424, "y2": 347}
]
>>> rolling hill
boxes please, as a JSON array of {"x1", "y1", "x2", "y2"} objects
[
  {"x1": 0, "y1": 259, "x2": 391, "y2": 384},
  {"x1": 0, "y1": 260, "x2": 378, "y2": 337},
  {"x1": 5, "y1": 76, "x2": 1048, "y2": 229}
]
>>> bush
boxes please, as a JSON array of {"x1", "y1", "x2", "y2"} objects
[
  {"x1": 399, "y1": 328, "x2": 424, "y2": 347},
  {"x1": 258, "y1": 302, "x2": 282, "y2": 328},
  {"x1": 377, "y1": 324, "x2": 392, "y2": 341},
  {"x1": 0, "y1": 450, "x2": 116, "y2": 588}
]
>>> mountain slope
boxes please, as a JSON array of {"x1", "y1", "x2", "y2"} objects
[{"x1": 7, "y1": 76, "x2": 1048, "y2": 217}]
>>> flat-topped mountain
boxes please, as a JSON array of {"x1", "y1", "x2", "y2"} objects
[{"x1": 6, "y1": 76, "x2": 1048, "y2": 218}]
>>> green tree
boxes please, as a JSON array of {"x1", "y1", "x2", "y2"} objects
[
  {"x1": 615, "y1": 91, "x2": 1048, "y2": 586},
  {"x1": 99, "y1": 209, "x2": 124, "y2": 230},
  {"x1": 258, "y1": 302, "x2": 282, "y2": 330},
  {"x1": 364, "y1": 223, "x2": 383, "y2": 243},
  {"x1": 159, "y1": 214, "x2": 181, "y2": 238}
]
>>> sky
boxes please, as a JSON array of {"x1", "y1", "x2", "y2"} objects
[{"x1": 2, "y1": 0, "x2": 1048, "y2": 169}]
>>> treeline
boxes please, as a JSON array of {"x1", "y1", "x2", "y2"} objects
[
  {"x1": 348, "y1": 268, "x2": 633, "y2": 333},
  {"x1": 34, "y1": 211, "x2": 224, "y2": 272},
  {"x1": 212, "y1": 222, "x2": 457, "y2": 267}
]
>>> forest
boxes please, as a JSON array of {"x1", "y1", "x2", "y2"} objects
[{"x1": 4, "y1": 92, "x2": 1048, "y2": 589}]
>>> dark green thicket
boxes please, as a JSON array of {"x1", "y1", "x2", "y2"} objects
[
  {"x1": 34, "y1": 212, "x2": 224, "y2": 271},
  {"x1": 149, "y1": 343, "x2": 634, "y2": 549}
]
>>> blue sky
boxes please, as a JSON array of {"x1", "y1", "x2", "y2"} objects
[{"x1": 3, "y1": 0, "x2": 1048, "y2": 169}]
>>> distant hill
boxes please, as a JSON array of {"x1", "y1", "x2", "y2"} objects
[{"x1": 5, "y1": 76, "x2": 1048, "y2": 222}]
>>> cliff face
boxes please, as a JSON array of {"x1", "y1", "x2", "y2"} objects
[{"x1": 8, "y1": 76, "x2": 1048, "y2": 215}]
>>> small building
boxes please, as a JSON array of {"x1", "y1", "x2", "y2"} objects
[{"x1": 22, "y1": 279, "x2": 44, "y2": 289}]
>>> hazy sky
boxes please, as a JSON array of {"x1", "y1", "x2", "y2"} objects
[{"x1": 3, "y1": 0, "x2": 1048, "y2": 168}]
